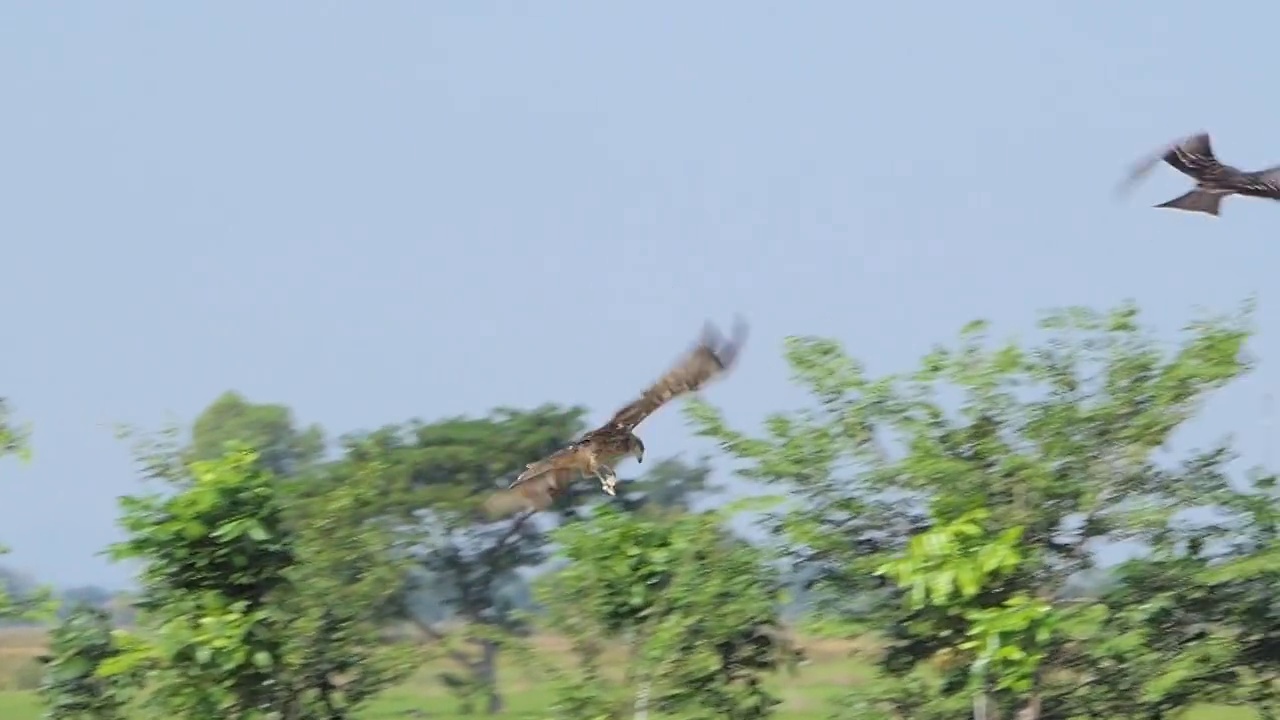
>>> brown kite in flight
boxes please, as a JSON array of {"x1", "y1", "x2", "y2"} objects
[
  {"x1": 1118, "y1": 131, "x2": 1280, "y2": 216},
  {"x1": 483, "y1": 318, "x2": 748, "y2": 517}
]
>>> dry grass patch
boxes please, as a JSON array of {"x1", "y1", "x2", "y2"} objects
[
  {"x1": 0, "y1": 629, "x2": 47, "y2": 692},
  {"x1": 0, "y1": 625, "x2": 879, "y2": 694}
]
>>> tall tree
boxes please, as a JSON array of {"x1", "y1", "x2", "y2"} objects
[
  {"x1": 686, "y1": 301, "x2": 1253, "y2": 720},
  {"x1": 1059, "y1": 469, "x2": 1280, "y2": 720},
  {"x1": 100, "y1": 445, "x2": 416, "y2": 719},
  {"x1": 875, "y1": 508, "x2": 1054, "y2": 720},
  {"x1": 0, "y1": 397, "x2": 45, "y2": 623},
  {"x1": 336, "y1": 404, "x2": 587, "y2": 714},
  {"x1": 187, "y1": 390, "x2": 324, "y2": 477},
  {"x1": 39, "y1": 606, "x2": 141, "y2": 720},
  {"x1": 532, "y1": 506, "x2": 797, "y2": 720},
  {"x1": 1055, "y1": 543, "x2": 1235, "y2": 720},
  {"x1": 1183, "y1": 474, "x2": 1280, "y2": 719}
]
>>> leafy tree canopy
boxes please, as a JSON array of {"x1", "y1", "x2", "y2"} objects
[{"x1": 687, "y1": 300, "x2": 1254, "y2": 719}]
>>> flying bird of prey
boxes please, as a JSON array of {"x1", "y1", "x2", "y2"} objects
[
  {"x1": 1118, "y1": 131, "x2": 1280, "y2": 216},
  {"x1": 482, "y1": 318, "x2": 748, "y2": 517}
]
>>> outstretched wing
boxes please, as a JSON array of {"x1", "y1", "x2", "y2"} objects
[
  {"x1": 1161, "y1": 132, "x2": 1219, "y2": 178},
  {"x1": 1117, "y1": 131, "x2": 1220, "y2": 197},
  {"x1": 483, "y1": 467, "x2": 579, "y2": 518},
  {"x1": 509, "y1": 441, "x2": 585, "y2": 486},
  {"x1": 484, "y1": 443, "x2": 598, "y2": 517},
  {"x1": 601, "y1": 317, "x2": 749, "y2": 434}
]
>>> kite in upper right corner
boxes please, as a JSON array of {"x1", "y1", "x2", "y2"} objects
[{"x1": 1117, "y1": 131, "x2": 1280, "y2": 217}]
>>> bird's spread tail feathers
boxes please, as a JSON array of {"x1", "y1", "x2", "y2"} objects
[{"x1": 1155, "y1": 190, "x2": 1223, "y2": 216}]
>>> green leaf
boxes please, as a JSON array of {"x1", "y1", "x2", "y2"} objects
[
  {"x1": 955, "y1": 564, "x2": 981, "y2": 598},
  {"x1": 251, "y1": 650, "x2": 273, "y2": 669},
  {"x1": 183, "y1": 520, "x2": 210, "y2": 540},
  {"x1": 95, "y1": 649, "x2": 146, "y2": 678},
  {"x1": 928, "y1": 569, "x2": 957, "y2": 604}
]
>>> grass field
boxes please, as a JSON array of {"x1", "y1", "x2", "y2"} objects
[{"x1": 0, "y1": 627, "x2": 1258, "y2": 719}]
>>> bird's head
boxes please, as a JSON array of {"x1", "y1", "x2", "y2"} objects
[{"x1": 629, "y1": 434, "x2": 645, "y2": 464}]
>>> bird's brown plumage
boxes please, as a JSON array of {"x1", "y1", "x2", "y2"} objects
[
  {"x1": 1118, "y1": 131, "x2": 1280, "y2": 216},
  {"x1": 1118, "y1": 132, "x2": 1225, "y2": 198},
  {"x1": 482, "y1": 318, "x2": 748, "y2": 517}
]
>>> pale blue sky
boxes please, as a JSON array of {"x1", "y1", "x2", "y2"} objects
[{"x1": 3, "y1": 3, "x2": 1280, "y2": 587}]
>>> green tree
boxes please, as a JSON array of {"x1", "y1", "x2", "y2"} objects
[
  {"x1": 336, "y1": 405, "x2": 586, "y2": 714},
  {"x1": 876, "y1": 508, "x2": 1055, "y2": 720},
  {"x1": 1054, "y1": 546, "x2": 1235, "y2": 720},
  {"x1": 187, "y1": 390, "x2": 325, "y2": 477},
  {"x1": 39, "y1": 606, "x2": 141, "y2": 720},
  {"x1": 0, "y1": 398, "x2": 48, "y2": 624},
  {"x1": 270, "y1": 458, "x2": 422, "y2": 717},
  {"x1": 100, "y1": 445, "x2": 415, "y2": 719},
  {"x1": 533, "y1": 506, "x2": 797, "y2": 720},
  {"x1": 0, "y1": 565, "x2": 41, "y2": 622},
  {"x1": 1060, "y1": 470, "x2": 1280, "y2": 720},
  {"x1": 0, "y1": 397, "x2": 31, "y2": 462},
  {"x1": 1187, "y1": 475, "x2": 1280, "y2": 720},
  {"x1": 687, "y1": 301, "x2": 1252, "y2": 719}
]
